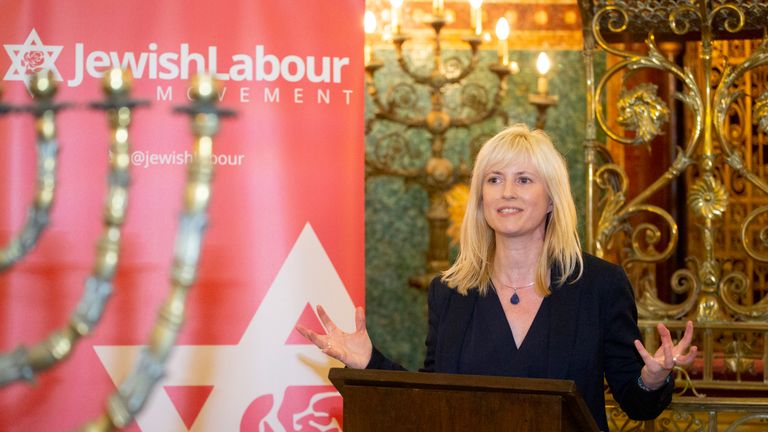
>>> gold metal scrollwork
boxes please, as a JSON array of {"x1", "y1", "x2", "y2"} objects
[
  {"x1": 586, "y1": 0, "x2": 768, "y2": 427},
  {"x1": 721, "y1": 269, "x2": 768, "y2": 319},
  {"x1": 740, "y1": 205, "x2": 768, "y2": 263},
  {"x1": 606, "y1": 405, "x2": 643, "y2": 432},
  {"x1": 723, "y1": 413, "x2": 768, "y2": 432},
  {"x1": 673, "y1": 366, "x2": 706, "y2": 398},
  {"x1": 591, "y1": 30, "x2": 703, "y2": 239},
  {"x1": 713, "y1": 38, "x2": 768, "y2": 196},
  {"x1": 595, "y1": 163, "x2": 627, "y2": 258},
  {"x1": 595, "y1": 160, "x2": 698, "y2": 319},
  {"x1": 594, "y1": 164, "x2": 681, "y2": 266},
  {"x1": 593, "y1": 32, "x2": 702, "y2": 150},
  {"x1": 709, "y1": 33, "x2": 768, "y2": 321},
  {"x1": 754, "y1": 89, "x2": 768, "y2": 133},
  {"x1": 669, "y1": 3, "x2": 745, "y2": 36},
  {"x1": 709, "y1": 4, "x2": 745, "y2": 34},
  {"x1": 625, "y1": 207, "x2": 678, "y2": 263},
  {"x1": 657, "y1": 411, "x2": 706, "y2": 432},
  {"x1": 668, "y1": 4, "x2": 700, "y2": 35},
  {"x1": 637, "y1": 266, "x2": 700, "y2": 320}
]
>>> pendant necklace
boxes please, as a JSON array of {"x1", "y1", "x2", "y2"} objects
[
  {"x1": 493, "y1": 280, "x2": 535, "y2": 305},
  {"x1": 508, "y1": 282, "x2": 535, "y2": 305}
]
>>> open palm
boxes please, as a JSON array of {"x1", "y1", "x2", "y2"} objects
[
  {"x1": 296, "y1": 305, "x2": 373, "y2": 369},
  {"x1": 634, "y1": 321, "x2": 697, "y2": 390}
]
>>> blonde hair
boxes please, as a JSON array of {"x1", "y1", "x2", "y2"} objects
[{"x1": 441, "y1": 124, "x2": 583, "y2": 296}]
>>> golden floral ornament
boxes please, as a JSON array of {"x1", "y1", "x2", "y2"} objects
[
  {"x1": 426, "y1": 157, "x2": 454, "y2": 184},
  {"x1": 688, "y1": 176, "x2": 728, "y2": 220},
  {"x1": 753, "y1": 87, "x2": 768, "y2": 134},
  {"x1": 616, "y1": 83, "x2": 670, "y2": 145},
  {"x1": 445, "y1": 183, "x2": 469, "y2": 245}
]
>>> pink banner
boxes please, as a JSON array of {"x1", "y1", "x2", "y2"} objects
[{"x1": 0, "y1": 1, "x2": 364, "y2": 430}]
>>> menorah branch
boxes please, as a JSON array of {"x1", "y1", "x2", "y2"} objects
[{"x1": 0, "y1": 70, "x2": 143, "y2": 387}]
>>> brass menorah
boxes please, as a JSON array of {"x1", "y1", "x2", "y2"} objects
[
  {"x1": 0, "y1": 72, "x2": 61, "y2": 273},
  {"x1": 0, "y1": 68, "x2": 233, "y2": 431},
  {"x1": 365, "y1": 12, "x2": 513, "y2": 288}
]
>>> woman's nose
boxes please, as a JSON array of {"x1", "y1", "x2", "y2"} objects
[{"x1": 502, "y1": 182, "x2": 516, "y2": 198}]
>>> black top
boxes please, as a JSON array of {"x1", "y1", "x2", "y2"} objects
[
  {"x1": 366, "y1": 253, "x2": 674, "y2": 431},
  {"x1": 458, "y1": 290, "x2": 550, "y2": 378}
]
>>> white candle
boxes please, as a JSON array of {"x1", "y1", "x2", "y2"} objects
[
  {"x1": 495, "y1": 18, "x2": 510, "y2": 65},
  {"x1": 433, "y1": 0, "x2": 444, "y2": 17},
  {"x1": 469, "y1": 0, "x2": 483, "y2": 35},
  {"x1": 364, "y1": 11, "x2": 377, "y2": 64},
  {"x1": 391, "y1": 0, "x2": 403, "y2": 34},
  {"x1": 536, "y1": 52, "x2": 552, "y2": 94}
]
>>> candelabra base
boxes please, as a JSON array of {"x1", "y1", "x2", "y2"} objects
[
  {"x1": 408, "y1": 259, "x2": 450, "y2": 289},
  {"x1": 408, "y1": 273, "x2": 437, "y2": 290}
]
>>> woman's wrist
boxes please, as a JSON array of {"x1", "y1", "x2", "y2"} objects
[{"x1": 638, "y1": 373, "x2": 672, "y2": 392}]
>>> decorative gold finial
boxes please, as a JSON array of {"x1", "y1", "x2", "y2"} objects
[
  {"x1": 29, "y1": 70, "x2": 57, "y2": 99},
  {"x1": 102, "y1": 68, "x2": 132, "y2": 96},
  {"x1": 189, "y1": 74, "x2": 218, "y2": 102}
]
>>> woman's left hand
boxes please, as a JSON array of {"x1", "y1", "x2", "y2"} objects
[{"x1": 634, "y1": 320, "x2": 697, "y2": 390}]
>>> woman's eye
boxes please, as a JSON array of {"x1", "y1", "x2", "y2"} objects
[
  {"x1": 487, "y1": 176, "x2": 501, "y2": 184},
  {"x1": 518, "y1": 176, "x2": 532, "y2": 184}
]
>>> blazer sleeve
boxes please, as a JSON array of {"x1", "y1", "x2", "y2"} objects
[
  {"x1": 420, "y1": 276, "x2": 451, "y2": 372},
  {"x1": 366, "y1": 345, "x2": 407, "y2": 371},
  {"x1": 365, "y1": 277, "x2": 449, "y2": 372},
  {"x1": 602, "y1": 264, "x2": 674, "y2": 420}
]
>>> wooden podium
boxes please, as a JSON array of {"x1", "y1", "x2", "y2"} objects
[{"x1": 329, "y1": 368, "x2": 599, "y2": 432}]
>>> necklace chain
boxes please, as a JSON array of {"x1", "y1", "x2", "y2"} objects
[
  {"x1": 496, "y1": 280, "x2": 535, "y2": 290},
  {"x1": 492, "y1": 279, "x2": 534, "y2": 306},
  {"x1": 505, "y1": 281, "x2": 535, "y2": 289}
]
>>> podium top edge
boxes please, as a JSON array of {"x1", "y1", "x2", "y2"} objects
[{"x1": 329, "y1": 368, "x2": 580, "y2": 396}]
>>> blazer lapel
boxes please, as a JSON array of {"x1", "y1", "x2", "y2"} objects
[{"x1": 435, "y1": 289, "x2": 478, "y2": 373}]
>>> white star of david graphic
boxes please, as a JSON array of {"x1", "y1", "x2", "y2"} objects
[
  {"x1": 94, "y1": 223, "x2": 356, "y2": 431},
  {"x1": 3, "y1": 28, "x2": 63, "y2": 81}
]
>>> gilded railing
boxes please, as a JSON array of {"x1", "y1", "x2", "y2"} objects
[{"x1": 579, "y1": 0, "x2": 768, "y2": 430}]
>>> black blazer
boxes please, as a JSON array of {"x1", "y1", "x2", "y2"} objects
[{"x1": 367, "y1": 254, "x2": 673, "y2": 431}]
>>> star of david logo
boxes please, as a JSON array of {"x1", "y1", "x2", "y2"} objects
[
  {"x1": 95, "y1": 223, "x2": 355, "y2": 431},
  {"x1": 3, "y1": 28, "x2": 63, "y2": 82}
]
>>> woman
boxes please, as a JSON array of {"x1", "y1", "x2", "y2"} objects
[{"x1": 298, "y1": 124, "x2": 696, "y2": 431}]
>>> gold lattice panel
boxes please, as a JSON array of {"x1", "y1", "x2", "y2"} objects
[{"x1": 685, "y1": 39, "x2": 768, "y2": 306}]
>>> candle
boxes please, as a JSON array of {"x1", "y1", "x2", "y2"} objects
[
  {"x1": 495, "y1": 18, "x2": 510, "y2": 66},
  {"x1": 469, "y1": 0, "x2": 483, "y2": 35},
  {"x1": 391, "y1": 0, "x2": 403, "y2": 34},
  {"x1": 536, "y1": 52, "x2": 552, "y2": 94},
  {"x1": 364, "y1": 11, "x2": 377, "y2": 64},
  {"x1": 433, "y1": 0, "x2": 444, "y2": 17}
]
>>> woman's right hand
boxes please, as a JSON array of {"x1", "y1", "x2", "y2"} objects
[{"x1": 296, "y1": 305, "x2": 373, "y2": 369}]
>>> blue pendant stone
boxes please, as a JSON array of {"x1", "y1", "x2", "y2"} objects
[{"x1": 510, "y1": 293, "x2": 520, "y2": 305}]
